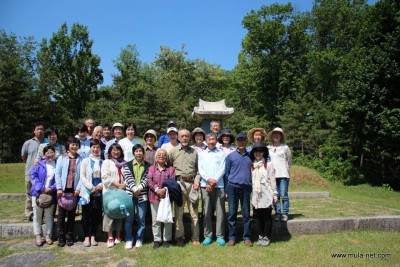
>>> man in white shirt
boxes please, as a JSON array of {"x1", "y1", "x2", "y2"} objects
[{"x1": 198, "y1": 133, "x2": 226, "y2": 246}]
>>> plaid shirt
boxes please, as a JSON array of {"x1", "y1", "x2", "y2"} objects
[{"x1": 147, "y1": 165, "x2": 175, "y2": 204}]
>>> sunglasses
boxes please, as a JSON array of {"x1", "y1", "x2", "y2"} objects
[{"x1": 253, "y1": 149, "x2": 265, "y2": 153}]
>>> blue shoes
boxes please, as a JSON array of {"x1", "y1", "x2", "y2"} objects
[
  {"x1": 216, "y1": 237, "x2": 225, "y2": 246},
  {"x1": 202, "y1": 238, "x2": 212, "y2": 245}
]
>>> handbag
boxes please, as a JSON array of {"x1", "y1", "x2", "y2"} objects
[
  {"x1": 156, "y1": 188, "x2": 174, "y2": 223},
  {"x1": 58, "y1": 192, "x2": 77, "y2": 211},
  {"x1": 36, "y1": 193, "x2": 53, "y2": 208}
]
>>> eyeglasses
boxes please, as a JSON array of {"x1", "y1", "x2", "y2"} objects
[{"x1": 253, "y1": 149, "x2": 264, "y2": 153}]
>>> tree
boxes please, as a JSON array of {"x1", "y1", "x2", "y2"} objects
[
  {"x1": 0, "y1": 30, "x2": 43, "y2": 162},
  {"x1": 36, "y1": 22, "x2": 103, "y2": 127},
  {"x1": 335, "y1": 0, "x2": 400, "y2": 189}
]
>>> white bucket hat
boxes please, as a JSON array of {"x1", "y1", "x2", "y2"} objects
[{"x1": 267, "y1": 127, "x2": 286, "y2": 142}]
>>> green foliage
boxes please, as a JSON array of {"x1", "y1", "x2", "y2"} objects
[
  {"x1": 37, "y1": 22, "x2": 103, "y2": 124},
  {"x1": 0, "y1": 31, "x2": 42, "y2": 162}
]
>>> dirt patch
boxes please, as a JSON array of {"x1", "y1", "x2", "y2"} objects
[
  {"x1": 290, "y1": 166, "x2": 331, "y2": 187},
  {"x1": 106, "y1": 258, "x2": 136, "y2": 267}
]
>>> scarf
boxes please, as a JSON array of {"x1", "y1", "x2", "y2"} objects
[
  {"x1": 113, "y1": 158, "x2": 126, "y2": 183},
  {"x1": 90, "y1": 154, "x2": 101, "y2": 178},
  {"x1": 251, "y1": 159, "x2": 266, "y2": 194}
]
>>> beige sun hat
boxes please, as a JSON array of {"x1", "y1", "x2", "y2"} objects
[
  {"x1": 247, "y1": 128, "x2": 267, "y2": 143},
  {"x1": 267, "y1": 127, "x2": 286, "y2": 142},
  {"x1": 191, "y1": 127, "x2": 205, "y2": 141},
  {"x1": 111, "y1": 122, "x2": 124, "y2": 132},
  {"x1": 143, "y1": 129, "x2": 157, "y2": 141}
]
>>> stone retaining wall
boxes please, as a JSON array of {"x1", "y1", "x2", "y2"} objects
[{"x1": 2, "y1": 215, "x2": 399, "y2": 239}]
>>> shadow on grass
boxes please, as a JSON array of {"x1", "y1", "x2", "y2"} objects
[{"x1": 289, "y1": 213, "x2": 305, "y2": 219}]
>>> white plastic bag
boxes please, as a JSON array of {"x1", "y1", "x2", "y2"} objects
[{"x1": 156, "y1": 187, "x2": 174, "y2": 223}]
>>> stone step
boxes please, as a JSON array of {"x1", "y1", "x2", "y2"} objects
[{"x1": 1, "y1": 215, "x2": 399, "y2": 239}]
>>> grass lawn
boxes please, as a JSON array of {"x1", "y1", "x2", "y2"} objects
[
  {"x1": 0, "y1": 163, "x2": 25, "y2": 193},
  {"x1": 0, "y1": 230, "x2": 398, "y2": 266}
]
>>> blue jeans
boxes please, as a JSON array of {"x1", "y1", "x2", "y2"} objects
[
  {"x1": 226, "y1": 183, "x2": 251, "y2": 241},
  {"x1": 125, "y1": 198, "x2": 148, "y2": 242},
  {"x1": 275, "y1": 178, "x2": 290, "y2": 215}
]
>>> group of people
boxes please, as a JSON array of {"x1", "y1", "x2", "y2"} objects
[{"x1": 22, "y1": 118, "x2": 292, "y2": 249}]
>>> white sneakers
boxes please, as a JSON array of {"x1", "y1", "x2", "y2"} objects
[
  {"x1": 107, "y1": 238, "x2": 114, "y2": 248},
  {"x1": 125, "y1": 241, "x2": 133, "y2": 250},
  {"x1": 135, "y1": 240, "x2": 143, "y2": 248},
  {"x1": 125, "y1": 240, "x2": 142, "y2": 249}
]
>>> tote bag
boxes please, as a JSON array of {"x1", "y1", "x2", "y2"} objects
[{"x1": 156, "y1": 188, "x2": 174, "y2": 223}]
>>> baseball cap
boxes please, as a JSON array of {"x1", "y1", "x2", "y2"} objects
[
  {"x1": 235, "y1": 133, "x2": 247, "y2": 140},
  {"x1": 167, "y1": 127, "x2": 178, "y2": 134},
  {"x1": 167, "y1": 120, "x2": 176, "y2": 127}
]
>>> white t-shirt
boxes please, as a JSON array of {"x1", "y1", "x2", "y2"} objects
[{"x1": 45, "y1": 161, "x2": 56, "y2": 188}]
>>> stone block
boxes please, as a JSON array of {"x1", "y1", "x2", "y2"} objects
[{"x1": 289, "y1": 192, "x2": 329, "y2": 199}]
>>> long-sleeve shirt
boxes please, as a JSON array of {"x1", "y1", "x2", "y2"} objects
[
  {"x1": 101, "y1": 159, "x2": 125, "y2": 193},
  {"x1": 198, "y1": 147, "x2": 226, "y2": 188},
  {"x1": 224, "y1": 149, "x2": 252, "y2": 189},
  {"x1": 118, "y1": 137, "x2": 141, "y2": 162},
  {"x1": 168, "y1": 144, "x2": 200, "y2": 182},
  {"x1": 267, "y1": 144, "x2": 292, "y2": 178},
  {"x1": 124, "y1": 160, "x2": 150, "y2": 202},
  {"x1": 147, "y1": 165, "x2": 175, "y2": 204}
]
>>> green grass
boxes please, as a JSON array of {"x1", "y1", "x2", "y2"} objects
[
  {"x1": 0, "y1": 230, "x2": 399, "y2": 266},
  {"x1": 290, "y1": 165, "x2": 400, "y2": 211},
  {"x1": 291, "y1": 198, "x2": 400, "y2": 219},
  {"x1": 0, "y1": 163, "x2": 25, "y2": 193},
  {"x1": 0, "y1": 198, "x2": 26, "y2": 223}
]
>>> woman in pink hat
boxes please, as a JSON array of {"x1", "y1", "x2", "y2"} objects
[{"x1": 267, "y1": 127, "x2": 292, "y2": 222}]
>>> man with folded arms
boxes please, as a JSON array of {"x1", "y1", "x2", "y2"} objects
[
  {"x1": 198, "y1": 133, "x2": 226, "y2": 246},
  {"x1": 168, "y1": 128, "x2": 201, "y2": 246}
]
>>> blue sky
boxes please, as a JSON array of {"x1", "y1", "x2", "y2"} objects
[{"x1": 1, "y1": 0, "x2": 377, "y2": 86}]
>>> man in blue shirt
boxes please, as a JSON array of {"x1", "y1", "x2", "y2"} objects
[
  {"x1": 158, "y1": 120, "x2": 177, "y2": 147},
  {"x1": 224, "y1": 133, "x2": 253, "y2": 247},
  {"x1": 198, "y1": 133, "x2": 226, "y2": 246}
]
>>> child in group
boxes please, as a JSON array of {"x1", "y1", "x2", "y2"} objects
[
  {"x1": 267, "y1": 127, "x2": 292, "y2": 222},
  {"x1": 250, "y1": 142, "x2": 277, "y2": 247}
]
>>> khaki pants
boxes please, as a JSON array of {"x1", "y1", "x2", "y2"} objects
[
  {"x1": 102, "y1": 214, "x2": 123, "y2": 233},
  {"x1": 25, "y1": 174, "x2": 33, "y2": 218},
  {"x1": 201, "y1": 187, "x2": 225, "y2": 239},
  {"x1": 150, "y1": 202, "x2": 172, "y2": 242},
  {"x1": 174, "y1": 180, "x2": 199, "y2": 241}
]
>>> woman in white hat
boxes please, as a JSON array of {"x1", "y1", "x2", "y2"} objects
[{"x1": 267, "y1": 127, "x2": 292, "y2": 222}]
